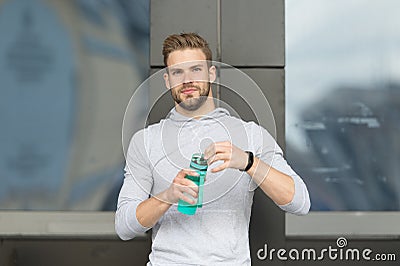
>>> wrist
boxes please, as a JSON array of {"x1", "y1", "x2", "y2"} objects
[
  {"x1": 246, "y1": 156, "x2": 259, "y2": 174},
  {"x1": 157, "y1": 191, "x2": 174, "y2": 206},
  {"x1": 239, "y1": 151, "x2": 254, "y2": 172}
]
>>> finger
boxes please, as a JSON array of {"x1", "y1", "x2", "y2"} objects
[
  {"x1": 181, "y1": 186, "x2": 198, "y2": 198},
  {"x1": 176, "y1": 169, "x2": 199, "y2": 180},
  {"x1": 178, "y1": 192, "x2": 197, "y2": 205},
  {"x1": 207, "y1": 152, "x2": 232, "y2": 165},
  {"x1": 208, "y1": 140, "x2": 230, "y2": 146},
  {"x1": 213, "y1": 141, "x2": 232, "y2": 149},
  {"x1": 206, "y1": 153, "x2": 220, "y2": 165},
  {"x1": 180, "y1": 179, "x2": 199, "y2": 192},
  {"x1": 204, "y1": 141, "x2": 234, "y2": 159},
  {"x1": 182, "y1": 169, "x2": 200, "y2": 176},
  {"x1": 203, "y1": 143, "x2": 216, "y2": 160},
  {"x1": 204, "y1": 146, "x2": 231, "y2": 162},
  {"x1": 205, "y1": 153, "x2": 216, "y2": 165},
  {"x1": 174, "y1": 177, "x2": 199, "y2": 191},
  {"x1": 211, "y1": 161, "x2": 230, "y2": 173},
  {"x1": 207, "y1": 145, "x2": 232, "y2": 161},
  {"x1": 214, "y1": 145, "x2": 233, "y2": 155}
]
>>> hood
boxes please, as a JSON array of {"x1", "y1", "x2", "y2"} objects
[{"x1": 165, "y1": 107, "x2": 230, "y2": 126}]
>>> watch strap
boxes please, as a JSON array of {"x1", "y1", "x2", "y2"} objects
[{"x1": 240, "y1": 151, "x2": 254, "y2": 172}]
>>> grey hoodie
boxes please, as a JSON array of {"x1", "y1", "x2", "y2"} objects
[{"x1": 115, "y1": 107, "x2": 310, "y2": 265}]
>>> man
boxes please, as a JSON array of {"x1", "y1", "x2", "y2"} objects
[{"x1": 116, "y1": 32, "x2": 310, "y2": 265}]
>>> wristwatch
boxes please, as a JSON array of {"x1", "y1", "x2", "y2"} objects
[{"x1": 240, "y1": 151, "x2": 254, "y2": 172}]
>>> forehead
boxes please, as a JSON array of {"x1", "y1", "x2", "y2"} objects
[{"x1": 166, "y1": 48, "x2": 207, "y2": 67}]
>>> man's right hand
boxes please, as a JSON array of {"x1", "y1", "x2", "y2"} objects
[
  {"x1": 136, "y1": 169, "x2": 200, "y2": 228},
  {"x1": 160, "y1": 169, "x2": 200, "y2": 205}
]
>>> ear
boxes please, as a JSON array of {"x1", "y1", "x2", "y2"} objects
[
  {"x1": 163, "y1": 72, "x2": 170, "y2": 89},
  {"x1": 208, "y1": 65, "x2": 216, "y2": 83}
]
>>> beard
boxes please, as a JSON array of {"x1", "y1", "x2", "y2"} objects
[{"x1": 171, "y1": 83, "x2": 210, "y2": 111}]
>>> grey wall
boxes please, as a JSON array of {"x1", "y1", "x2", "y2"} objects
[
  {"x1": 150, "y1": 1, "x2": 286, "y2": 266},
  {"x1": 0, "y1": 238, "x2": 151, "y2": 266}
]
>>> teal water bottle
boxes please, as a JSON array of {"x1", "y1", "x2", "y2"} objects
[{"x1": 177, "y1": 153, "x2": 208, "y2": 215}]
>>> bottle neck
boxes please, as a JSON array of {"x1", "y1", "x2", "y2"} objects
[{"x1": 190, "y1": 162, "x2": 208, "y2": 171}]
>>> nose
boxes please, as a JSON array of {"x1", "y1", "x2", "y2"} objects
[{"x1": 182, "y1": 71, "x2": 194, "y2": 84}]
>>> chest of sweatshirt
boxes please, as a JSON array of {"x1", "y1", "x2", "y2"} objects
[{"x1": 142, "y1": 114, "x2": 256, "y2": 214}]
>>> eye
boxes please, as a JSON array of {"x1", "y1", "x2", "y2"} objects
[
  {"x1": 171, "y1": 69, "x2": 183, "y2": 75},
  {"x1": 193, "y1": 67, "x2": 202, "y2": 72}
]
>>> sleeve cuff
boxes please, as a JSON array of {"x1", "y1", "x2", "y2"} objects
[
  {"x1": 278, "y1": 175, "x2": 310, "y2": 215},
  {"x1": 125, "y1": 201, "x2": 151, "y2": 234}
]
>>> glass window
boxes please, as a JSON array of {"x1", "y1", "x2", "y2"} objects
[
  {"x1": 0, "y1": 0, "x2": 149, "y2": 211},
  {"x1": 286, "y1": 0, "x2": 400, "y2": 211}
]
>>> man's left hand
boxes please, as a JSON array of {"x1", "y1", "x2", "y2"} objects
[{"x1": 203, "y1": 141, "x2": 248, "y2": 172}]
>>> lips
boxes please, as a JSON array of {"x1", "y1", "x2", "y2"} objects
[{"x1": 181, "y1": 87, "x2": 198, "y2": 94}]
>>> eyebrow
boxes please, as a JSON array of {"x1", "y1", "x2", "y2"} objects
[
  {"x1": 168, "y1": 64, "x2": 205, "y2": 72},
  {"x1": 189, "y1": 64, "x2": 204, "y2": 69}
]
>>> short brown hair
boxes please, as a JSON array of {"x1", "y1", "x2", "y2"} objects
[{"x1": 162, "y1": 32, "x2": 212, "y2": 66}]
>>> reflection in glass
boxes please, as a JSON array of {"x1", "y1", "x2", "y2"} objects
[
  {"x1": 286, "y1": 0, "x2": 400, "y2": 211},
  {"x1": 0, "y1": 0, "x2": 149, "y2": 211}
]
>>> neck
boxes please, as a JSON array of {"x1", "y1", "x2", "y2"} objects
[{"x1": 175, "y1": 97, "x2": 216, "y2": 119}]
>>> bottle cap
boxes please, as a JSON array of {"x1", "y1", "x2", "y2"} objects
[{"x1": 190, "y1": 153, "x2": 208, "y2": 170}]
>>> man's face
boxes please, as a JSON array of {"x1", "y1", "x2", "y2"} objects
[{"x1": 164, "y1": 49, "x2": 215, "y2": 111}]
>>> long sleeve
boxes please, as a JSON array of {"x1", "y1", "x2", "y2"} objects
[
  {"x1": 115, "y1": 130, "x2": 153, "y2": 240},
  {"x1": 251, "y1": 122, "x2": 311, "y2": 215}
]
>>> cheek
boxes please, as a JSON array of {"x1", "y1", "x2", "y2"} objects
[
  {"x1": 169, "y1": 76, "x2": 187, "y2": 88},
  {"x1": 171, "y1": 87, "x2": 183, "y2": 100},
  {"x1": 173, "y1": 82, "x2": 184, "y2": 89},
  {"x1": 170, "y1": 84, "x2": 181, "y2": 94},
  {"x1": 199, "y1": 83, "x2": 209, "y2": 92}
]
